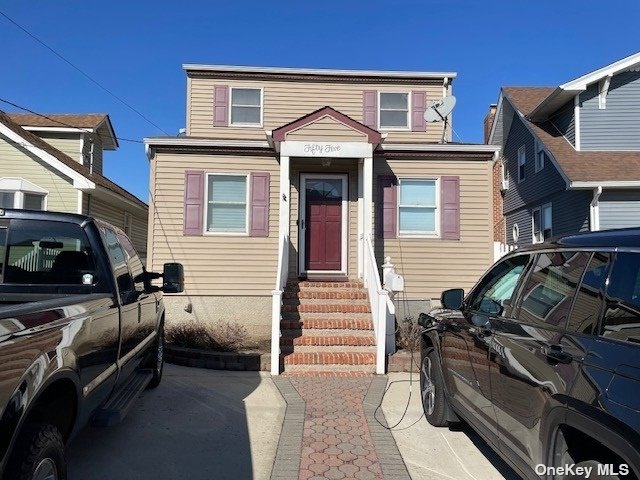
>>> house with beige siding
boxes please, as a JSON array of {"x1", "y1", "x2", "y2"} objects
[
  {"x1": 0, "y1": 112, "x2": 148, "y2": 256},
  {"x1": 145, "y1": 64, "x2": 499, "y2": 374}
]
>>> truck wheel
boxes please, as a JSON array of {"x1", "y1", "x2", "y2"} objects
[
  {"x1": 5, "y1": 423, "x2": 66, "y2": 480},
  {"x1": 146, "y1": 327, "x2": 164, "y2": 389},
  {"x1": 420, "y1": 348, "x2": 448, "y2": 427}
]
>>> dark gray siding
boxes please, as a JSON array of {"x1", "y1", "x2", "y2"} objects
[
  {"x1": 550, "y1": 100, "x2": 575, "y2": 146},
  {"x1": 502, "y1": 108, "x2": 567, "y2": 215},
  {"x1": 505, "y1": 190, "x2": 590, "y2": 247},
  {"x1": 600, "y1": 189, "x2": 640, "y2": 229},
  {"x1": 580, "y1": 70, "x2": 640, "y2": 150}
]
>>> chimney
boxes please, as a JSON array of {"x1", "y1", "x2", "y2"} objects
[{"x1": 484, "y1": 104, "x2": 497, "y2": 144}]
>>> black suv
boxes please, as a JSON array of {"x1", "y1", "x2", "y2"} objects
[{"x1": 419, "y1": 229, "x2": 640, "y2": 480}]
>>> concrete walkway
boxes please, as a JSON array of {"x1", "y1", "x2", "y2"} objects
[{"x1": 66, "y1": 366, "x2": 519, "y2": 480}]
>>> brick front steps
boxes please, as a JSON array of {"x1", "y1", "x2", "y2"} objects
[{"x1": 280, "y1": 280, "x2": 377, "y2": 375}]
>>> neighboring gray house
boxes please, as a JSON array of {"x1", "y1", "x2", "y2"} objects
[{"x1": 488, "y1": 51, "x2": 640, "y2": 246}]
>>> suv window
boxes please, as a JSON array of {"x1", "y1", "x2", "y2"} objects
[
  {"x1": 567, "y1": 252, "x2": 610, "y2": 335},
  {"x1": 601, "y1": 252, "x2": 640, "y2": 344},
  {"x1": 469, "y1": 254, "x2": 529, "y2": 316},
  {"x1": 2, "y1": 220, "x2": 97, "y2": 285},
  {"x1": 519, "y1": 251, "x2": 591, "y2": 328}
]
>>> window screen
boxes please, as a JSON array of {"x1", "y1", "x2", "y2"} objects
[
  {"x1": 230, "y1": 88, "x2": 261, "y2": 125},
  {"x1": 519, "y1": 251, "x2": 590, "y2": 327},
  {"x1": 379, "y1": 93, "x2": 409, "y2": 128},
  {"x1": 601, "y1": 252, "x2": 640, "y2": 344}
]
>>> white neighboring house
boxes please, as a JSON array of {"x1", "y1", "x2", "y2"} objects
[{"x1": 0, "y1": 112, "x2": 148, "y2": 257}]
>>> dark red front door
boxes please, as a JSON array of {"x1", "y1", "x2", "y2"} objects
[{"x1": 304, "y1": 178, "x2": 343, "y2": 271}]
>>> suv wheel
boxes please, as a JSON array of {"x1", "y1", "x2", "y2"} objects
[
  {"x1": 420, "y1": 348, "x2": 449, "y2": 427},
  {"x1": 6, "y1": 423, "x2": 66, "y2": 480},
  {"x1": 146, "y1": 327, "x2": 164, "y2": 389}
]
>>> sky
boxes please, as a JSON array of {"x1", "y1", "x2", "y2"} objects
[{"x1": 1, "y1": 1, "x2": 639, "y2": 202}]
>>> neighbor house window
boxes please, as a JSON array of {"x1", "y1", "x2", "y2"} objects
[
  {"x1": 0, "y1": 178, "x2": 47, "y2": 210},
  {"x1": 379, "y1": 92, "x2": 409, "y2": 129},
  {"x1": 532, "y1": 203, "x2": 552, "y2": 243},
  {"x1": 206, "y1": 174, "x2": 248, "y2": 233},
  {"x1": 517, "y1": 145, "x2": 526, "y2": 182},
  {"x1": 230, "y1": 88, "x2": 262, "y2": 126},
  {"x1": 535, "y1": 140, "x2": 545, "y2": 172},
  {"x1": 398, "y1": 179, "x2": 438, "y2": 236}
]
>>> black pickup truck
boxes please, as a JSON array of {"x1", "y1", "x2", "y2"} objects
[{"x1": 0, "y1": 209, "x2": 183, "y2": 480}]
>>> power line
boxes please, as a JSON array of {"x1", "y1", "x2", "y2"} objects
[
  {"x1": 0, "y1": 9, "x2": 170, "y2": 136},
  {"x1": 0, "y1": 98, "x2": 144, "y2": 144}
]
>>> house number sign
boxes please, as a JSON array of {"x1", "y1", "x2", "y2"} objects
[{"x1": 303, "y1": 143, "x2": 342, "y2": 155}]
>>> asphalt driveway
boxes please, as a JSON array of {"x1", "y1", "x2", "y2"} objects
[{"x1": 66, "y1": 366, "x2": 519, "y2": 479}]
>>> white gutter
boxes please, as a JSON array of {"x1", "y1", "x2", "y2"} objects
[
  {"x1": 183, "y1": 64, "x2": 457, "y2": 80},
  {"x1": 590, "y1": 186, "x2": 603, "y2": 231},
  {"x1": 380, "y1": 143, "x2": 500, "y2": 153},
  {"x1": 144, "y1": 137, "x2": 271, "y2": 149},
  {"x1": 571, "y1": 181, "x2": 640, "y2": 188}
]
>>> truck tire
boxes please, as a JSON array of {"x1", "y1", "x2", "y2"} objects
[
  {"x1": 5, "y1": 423, "x2": 66, "y2": 480},
  {"x1": 146, "y1": 327, "x2": 164, "y2": 389},
  {"x1": 420, "y1": 348, "x2": 449, "y2": 427}
]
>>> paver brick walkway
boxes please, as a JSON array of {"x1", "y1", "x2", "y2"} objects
[{"x1": 272, "y1": 375, "x2": 410, "y2": 480}]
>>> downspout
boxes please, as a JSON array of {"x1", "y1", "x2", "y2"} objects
[
  {"x1": 590, "y1": 186, "x2": 602, "y2": 231},
  {"x1": 89, "y1": 136, "x2": 95, "y2": 174}
]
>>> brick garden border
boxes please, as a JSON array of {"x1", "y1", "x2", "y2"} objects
[
  {"x1": 363, "y1": 376, "x2": 412, "y2": 479},
  {"x1": 271, "y1": 377, "x2": 305, "y2": 480},
  {"x1": 165, "y1": 345, "x2": 270, "y2": 371}
]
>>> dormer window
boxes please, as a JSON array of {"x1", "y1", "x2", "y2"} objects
[
  {"x1": 379, "y1": 92, "x2": 409, "y2": 129},
  {"x1": 230, "y1": 88, "x2": 262, "y2": 126}
]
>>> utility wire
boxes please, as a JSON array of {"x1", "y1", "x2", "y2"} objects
[
  {"x1": 0, "y1": 98, "x2": 144, "y2": 144},
  {"x1": 0, "y1": 9, "x2": 170, "y2": 136}
]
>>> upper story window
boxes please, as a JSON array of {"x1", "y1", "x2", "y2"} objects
[
  {"x1": 535, "y1": 140, "x2": 545, "y2": 172},
  {"x1": 532, "y1": 203, "x2": 552, "y2": 243},
  {"x1": 206, "y1": 174, "x2": 248, "y2": 234},
  {"x1": 517, "y1": 145, "x2": 526, "y2": 182},
  {"x1": 379, "y1": 93, "x2": 409, "y2": 130},
  {"x1": 230, "y1": 88, "x2": 262, "y2": 126},
  {"x1": 0, "y1": 178, "x2": 47, "y2": 211},
  {"x1": 398, "y1": 179, "x2": 437, "y2": 236}
]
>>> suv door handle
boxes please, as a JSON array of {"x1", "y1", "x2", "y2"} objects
[{"x1": 541, "y1": 344, "x2": 573, "y2": 364}]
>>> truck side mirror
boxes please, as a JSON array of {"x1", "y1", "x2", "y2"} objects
[
  {"x1": 441, "y1": 288, "x2": 464, "y2": 310},
  {"x1": 162, "y1": 263, "x2": 184, "y2": 293}
]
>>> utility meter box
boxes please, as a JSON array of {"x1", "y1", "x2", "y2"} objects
[{"x1": 388, "y1": 273, "x2": 405, "y2": 292}]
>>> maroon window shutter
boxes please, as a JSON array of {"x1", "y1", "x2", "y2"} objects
[
  {"x1": 377, "y1": 175, "x2": 397, "y2": 239},
  {"x1": 441, "y1": 176, "x2": 460, "y2": 240},
  {"x1": 213, "y1": 85, "x2": 229, "y2": 127},
  {"x1": 363, "y1": 91, "x2": 378, "y2": 129},
  {"x1": 411, "y1": 91, "x2": 426, "y2": 132},
  {"x1": 249, "y1": 172, "x2": 270, "y2": 237},
  {"x1": 184, "y1": 170, "x2": 204, "y2": 236}
]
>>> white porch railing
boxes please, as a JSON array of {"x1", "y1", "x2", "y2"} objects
[
  {"x1": 12, "y1": 247, "x2": 59, "y2": 271},
  {"x1": 271, "y1": 234, "x2": 289, "y2": 375},
  {"x1": 363, "y1": 234, "x2": 393, "y2": 374},
  {"x1": 493, "y1": 241, "x2": 516, "y2": 262}
]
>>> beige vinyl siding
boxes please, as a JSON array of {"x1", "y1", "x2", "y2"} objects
[
  {"x1": 286, "y1": 116, "x2": 368, "y2": 142},
  {"x1": 149, "y1": 152, "x2": 280, "y2": 296},
  {"x1": 289, "y1": 159, "x2": 358, "y2": 277},
  {"x1": 36, "y1": 132, "x2": 82, "y2": 163},
  {"x1": 86, "y1": 195, "x2": 148, "y2": 257},
  {"x1": 375, "y1": 156, "x2": 493, "y2": 300},
  {"x1": 188, "y1": 77, "x2": 445, "y2": 143},
  {"x1": 0, "y1": 133, "x2": 79, "y2": 213}
]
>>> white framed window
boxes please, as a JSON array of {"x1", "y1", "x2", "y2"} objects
[
  {"x1": 512, "y1": 223, "x2": 519, "y2": 243},
  {"x1": 205, "y1": 174, "x2": 249, "y2": 234},
  {"x1": 379, "y1": 92, "x2": 410, "y2": 130},
  {"x1": 532, "y1": 203, "x2": 552, "y2": 244},
  {"x1": 0, "y1": 178, "x2": 47, "y2": 210},
  {"x1": 517, "y1": 145, "x2": 526, "y2": 183},
  {"x1": 535, "y1": 140, "x2": 545, "y2": 172},
  {"x1": 398, "y1": 178, "x2": 438, "y2": 236},
  {"x1": 230, "y1": 87, "x2": 262, "y2": 126},
  {"x1": 501, "y1": 159, "x2": 510, "y2": 190}
]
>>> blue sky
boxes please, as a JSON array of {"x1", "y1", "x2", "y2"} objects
[{"x1": 1, "y1": 1, "x2": 639, "y2": 202}]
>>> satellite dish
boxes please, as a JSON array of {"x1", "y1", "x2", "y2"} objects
[{"x1": 423, "y1": 96, "x2": 457, "y2": 123}]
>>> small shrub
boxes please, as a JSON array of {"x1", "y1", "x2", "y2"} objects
[
  {"x1": 396, "y1": 317, "x2": 421, "y2": 352},
  {"x1": 166, "y1": 321, "x2": 248, "y2": 352}
]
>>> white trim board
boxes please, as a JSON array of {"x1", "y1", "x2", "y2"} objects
[
  {"x1": 0, "y1": 122, "x2": 94, "y2": 189},
  {"x1": 298, "y1": 173, "x2": 349, "y2": 277}
]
